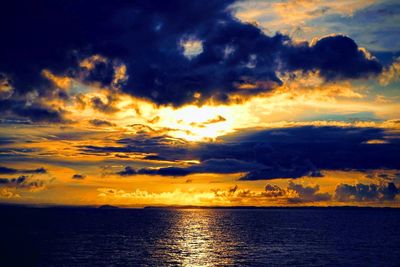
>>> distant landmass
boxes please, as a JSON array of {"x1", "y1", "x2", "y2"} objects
[
  {"x1": 98, "y1": 204, "x2": 119, "y2": 209},
  {"x1": 0, "y1": 203, "x2": 398, "y2": 210},
  {"x1": 143, "y1": 205, "x2": 398, "y2": 210}
]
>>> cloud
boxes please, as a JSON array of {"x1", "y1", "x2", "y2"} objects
[
  {"x1": 287, "y1": 181, "x2": 331, "y2": 203},
  {"x1": 204, "y1": 115, "x2": 227, "y2": 124},
  {"x1": 87, "y1": 125, "x2": 400, "y2": 179},
  {"x1": 0, "y1": 167, "x2": 50, "y2": 192},
  {"x1": 0, "y1": 74, "x2": 13, "y2": 99},
  {"x1": 88, "y1": 119, "x2": 116, "y2": 127},
  {"x1": 233, "y1": 0, "x2": 376, "y2": 28},
  {"x1": 0, "y1": 0, "x2": 383, "y2": 113},
  {"x1": 283, "y1": 35, "x2": 382, "y2": 80},
  {"x1": 240, "y1": 163, "x2": 323, "y2": 180},
  {"x1": 0, "y1": 99, "x2": 67, "y2": 123},
  {"x1": 117, "y1": 166, "x2": 191, "y2": 177},
  {"x1": 264, "y1": 182, "x2": 331, "y2": 203},
  {"x1": 142, "y1": 155, "x2": 168, "y2": 161},
  {"x1": 215, "y1": 126, "x2": 400, "y2": 176},
  {"x1": 0, "y1": 175, "x2": 47, "y2": 191},
  {"x1": 137, "y1": 167, "x2": 192, "y2": 177},
  {"x1": 379, "y1": 57, "x2": 400, "y2": 85},
  {"x1": 233, "y1": 0, "x2": 399, "y2": 52},
  {"x1": 0, "y1": 137, "x2": 15, "y2": 145},
  {"x1": 90, "y1": 96, "x2": 119, "y2": 114},
  {"x1": 264, "y1": 184, "x2": 286, "y2": 197},
  {"x1": 116, "y1": 166, "x2": 137, "y2": 176},
  {"x1": 0, "y1": 188, "x2": 20, "y2": 199},
  {"x1": 97, "y1": 181, "x2": 332, "y2": 205},
  {"x1": 190, "y1": 115, "x2": 227, "y2": 128},
  {"x1": 365, "y1": 171, "x2": 400, "y2": 182},
  {"x1": 0, "y1": 166, "x2": 47, "y2": 175},
  {"x1": 335, "y1": 182, "x2": 399, "y2": 202},
  {"x1": 82, "y1": 133, "x2": 191, "y2": 162},
  {"x1": 72, "y1": 174, "x2": 86, "y2": 180},
  {"x1": 117, "y1": 159, "x2": 266, "y2": 177},
  {"x1": 0, "y1": 175, "x2": 27, "y2": 186}
]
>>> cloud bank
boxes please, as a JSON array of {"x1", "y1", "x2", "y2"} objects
[
  {"x1": 81, "y1": 126, "x2": 400, "y2": 179},
  {"x1": 0, "y1": 0, "x2": 383, "y2": 124}
]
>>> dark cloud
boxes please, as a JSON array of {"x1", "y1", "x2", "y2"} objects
[
  {"x1": 264, "y1": 184, "x2": 286, "y2": 197},
  {"x1": 0, "y1": 137, "x2": 15, "y2": 145},
  {"x1": 90, "y1": 96, "x2": 119, "y2": 114},
  {"x1": 0, "y1": 175, "x2": 46, "y2": 190},
  {"x1": 335, "y1": 182, "x2": 399, "y2": 202},
  {"x1": 262, "y1": 182, "x2": 330, "y2": 203},
  {"x1": 12, "y1": 104, "x2": 66, "y2": 123},
  {"x1": 0, "y1": 117, "x2": 32, "y2": 125},
  {"x1": 143, "y1": 155, "x2": 168, "y2": 161},
  {"x1": 83, "y1": 59, "x2": 116, "y2": 87},
  {"x1": 287, "y1": 181, "x2": 331, "y2": 203},
  {"x1": 374, "y1": 51, "x2": 400, "y2": 66},
  {"x1": 117, "y1": 166, "x2": 191, "y2": 177},
  {"x1": 220, "y1": 126, "x2": 400, "y2": 179},
  {"x1": 0, "y1": 148, "x2": 39, "y2": 160},
  {"x1": 191, "y1": 115, "x2": 227, "y2": 128},
  {"x1": 82, "y1": 133, "x2": 191, "y2": 160},
  {"x1": 86, "y1": 126, "x2": 400, "y2": 179},
  {"x1": 117, "y1": 166, "x2": 137, "y2": 176},
  {"x1": 88, "y1": 119, "x2": 116, "y2": 127},
  {"x1": 117, "y1": 159, "x2": 265, "y2": 177},
  {"x1": 72, "y1": 174, "x2": 85, "y2": 180},
  {"x1": 0, "y1": 166, "x2": 47, "y2": 175},
  {"x1": 365, "y1": 171, "x2": 400, "y2": 182},
  {"x1": 138, "y1": 167, "x2": 192, "y2": 177},
  {"x1": 284, "y1": 35, "x2": 382, "y2": 80},
  {"x1": 379, "y1": 183, "x2": 399, "y2": 201},
  {"x1": 0, "y1": 167, "x2": 20, "y2": 174},
  {"x1": 114, "y1": 154, "x2": 130, "y2": 159},
  {"x1": 189, "y1": 158, "x2": 264, "y2": 174},
  {"x1": 240, "y1": 162, "x2": 323, "y2": 180},
  {"x1": 0, "y1": 176, "x2": 26, "y2": 185},
  {"x1": 205, "y1": 115, "x2": 227, "y2": 124},
  {"x1": 0, "y1": 99, "x2": 66, "y2": 123},
  {"x1": 0, "y1": 0, "x2": 382, "y2": 111}
]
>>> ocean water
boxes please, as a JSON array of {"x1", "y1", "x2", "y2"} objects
[{"x1": 1, "y1": 207, "x2": 399, "y2": 267}]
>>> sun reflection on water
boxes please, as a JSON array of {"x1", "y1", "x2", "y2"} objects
[{"x1": 153, "y1": 209, "x2": 242, "y2": 266}]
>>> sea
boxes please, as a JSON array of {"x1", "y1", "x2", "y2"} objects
[{"x1": 1, "y1": 206, "x2": 399, "y2": 267}]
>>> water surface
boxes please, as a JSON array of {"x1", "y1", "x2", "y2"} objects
[{"x1": 1, "y1": 206, "x2": 399, "y2": 266}]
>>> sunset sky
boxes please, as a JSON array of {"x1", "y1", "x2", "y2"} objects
[{"x1": 1, "y1": 0, "x2": 399, "y2": 207}]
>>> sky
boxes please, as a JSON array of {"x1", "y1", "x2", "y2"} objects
[{"x1": 0, "y1": 0, "x2": 399, "y2": 207}]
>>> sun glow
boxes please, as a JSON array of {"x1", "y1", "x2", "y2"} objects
[{"x1": 39, "y1": 68, "x2": 400, "y2": 143}]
